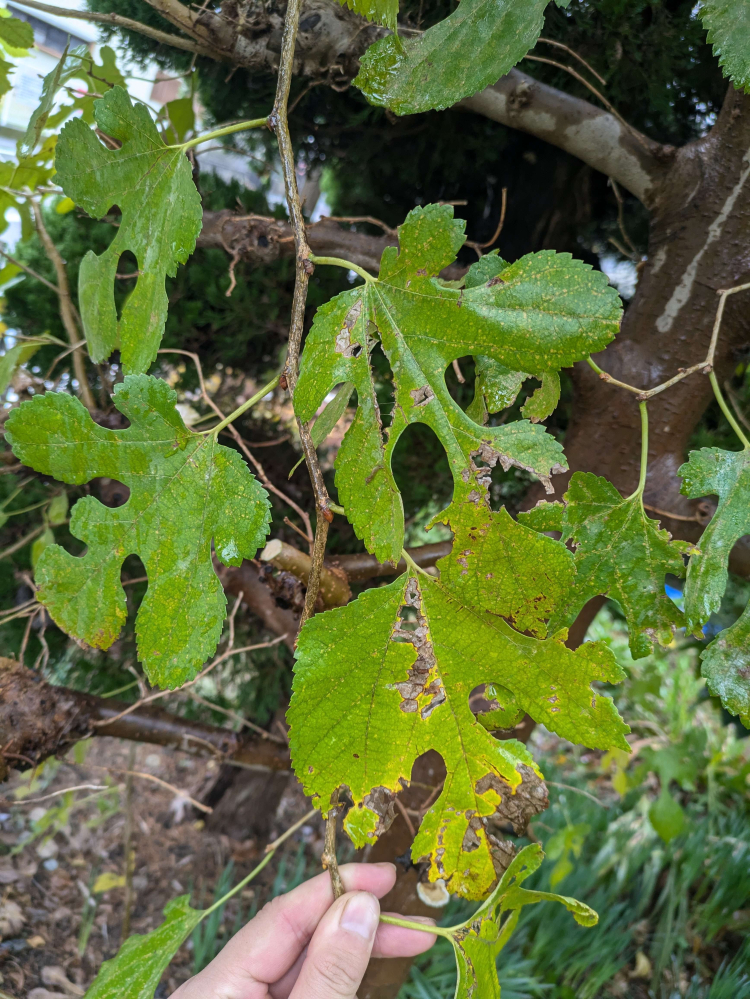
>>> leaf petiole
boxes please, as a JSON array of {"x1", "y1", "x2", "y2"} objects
[
  {"x1": 401, "y1": 547, "x2": 432, "y2": 578},
  {"x1": 627, "y1": 401, "x2": 649, "y2": 502},
  {"x1": 201, "y1": 374, "x2": 281, "y2": 437},
  {"x1": 709, "y1": 370, "x2": 750, "y2": 450},
  {"x1": 308, "y1": 253, "x2": 376, "y2": 284},
  {"x1": 172, "y1": 117, "x2": 269, "y2": 152},
  {"x1": 328, "y1": 502, "x2": 346, "y2": 515},
  {"x1": 378, "y1": 913, "x2": 453, "y2": 939},
  {"x1": 203, "y1": 807, "x2": 318, "y2": 917}
]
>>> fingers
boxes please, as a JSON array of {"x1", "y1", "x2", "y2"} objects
[
  {"x1": 288, "y1": 891, "x2": 381, "y2": 999},
  {"x1": 372, "y1": 913, "x2": 437, "y2": 958},
  {"x1": 177, "y1": 863, "x2": 397, "y2": 998}
]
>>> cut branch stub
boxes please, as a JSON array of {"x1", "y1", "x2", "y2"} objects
[{"x1": 260, "y1": 538, "x2": 352, "y2": 607}]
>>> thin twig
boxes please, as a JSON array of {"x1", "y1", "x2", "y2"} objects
[
  {"x1": 184, "y1": 690, "x2": 287, "y2": 744},
  {"x1": 2, "y1": 784, "x2": 109, "y2": 805},
  {"x1": 546, "y1": 780, "x2": 608, "y2": 809},
  {"x1": 10, "y1": 0, "x2": 203, "y2": 53},
  {"x1": 82, "y1": 763, "x2": 212, "y2": 813},
  {"x1": 322, "y1": 789, "x2": 345, "y2": 899},
  {"x1": 725, "y1": 381, "x2": 750, "y2": 432},
  {"x1": 30, "y1": 199, "x2": 96, "y2": 411},
  {"x1": 317, "y1": 214, "x2": 397, "y2": 237},
  {"x1": 537, "y1": 37, "x2": 607, "y2": 86},
  {"x1": 643, "y1": 503, "x2": 702, "y2": 523},
  {"x1": 609, "y1": 178, "x2": 640, "y2": 260},
  {"x1": 93, "y1": 635, "x2": 288, "y2": 727},
  {"x1": 466, "y1": 187, "x2": 508, "y2": 255},
  {"x1": 263, "y1": 806, "x2": 319, "y2": 853},
  {"x1": 0, "y1": 249, "x2": 60, "y2": 293},
  {"x1": 270, "y1": 0, "x2": 333, "y2": 620},
  {"x1": 588, "y1": 282, "x2": 750, "y2": 400},
  {"x1": 394, "y1": 797, "x2": 416, "y2": 839}
]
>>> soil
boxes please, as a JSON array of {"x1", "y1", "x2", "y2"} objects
[{"x1": 0, "y1": 737, "x2": 324, "y2": 998}]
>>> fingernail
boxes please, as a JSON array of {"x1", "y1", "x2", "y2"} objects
[
  {"x1": 340, "y1": 892, "x2": 379, "y2": 940},
  {"x1": 373, "y1": 862, "x2": 396, "y2": 873}
]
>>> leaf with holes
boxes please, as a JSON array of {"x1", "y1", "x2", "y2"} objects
[
  {"x1": 445, "y1": 844, "x2": 597, "y2": 999},
  {"x1": 289, "y1": 512, "x2": 628, "y2": 898},
  {"x1": 55, "y1": 86, "x2": 203, "y2": 374},
  {"x1": 295, "y1": 204, "x2": 621, "y2": 564},
  {"x1": 354, "y1": 0, "x2": 548, "y2": 115},
  {"x1": 5, "y1": 375, "x2": 271, "y2": 688},
  {"x1": 680, "y1": 447, "x2": 750, "y2": 723},
  {"x1": 542, "y1": 472, "x2": 692, "y2": 659},
  {"x1": 700, "y1": 0, "x2": 750, "y2": 92}
]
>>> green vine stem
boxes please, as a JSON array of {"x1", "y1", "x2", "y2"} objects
[
  {"x1": 308, "y1": 253, "x2": 376, "y2": 284},
  {"x1": 627, "y1": 401, "x2": 649, "y2": 502},
  {"x1": 201, "y1": 373, "x2": 280, "y2": 437},
  {"x1": 201, "y1": 808, "x2": 318, "y2": 918},
  {"x1": 175, "y1": 117, "x2": 269, "y2": 152},
  {"x1": 709, "y1": 371, "x2": 750, "y2": 450}
]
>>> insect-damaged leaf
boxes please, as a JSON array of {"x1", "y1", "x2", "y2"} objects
[
  {"x1": 295, "y1": 204, "x2": 620, "y2": 564},
  {"x1": 530, "y1": 473, "x2": 692, "y2": 659},
  {"x1": 445, "y1": 844, "x2": 597, "y2": 999},
  {"x1": 5, "y1": 375, "x2": 271, "y2": 688},
  {"x1": 55, "y1": 86, "x2": 203, "y2": 374},
  {"x1": 680, "y1": 446, "x2": 750, "y2": 724},
  {"x1": 83, "y1": 895, "x2": 203, "y2": 999},
  {"x1": 354, "y1": 0, "x2": 548, "y2": 115},
  {"x1": 289, "y1": 512, "x2": 628, "y2": 899},
  {"x1": 700, "y1": 0, "x2": 750, "y2": 92}
]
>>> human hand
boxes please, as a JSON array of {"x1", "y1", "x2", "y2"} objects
[{"x1": 172, "y1": 861, "x2": 436, "y2": 999}]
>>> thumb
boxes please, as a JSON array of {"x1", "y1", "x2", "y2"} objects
[{"x1": 289, "y1": 890, "x2": 380, "y2": 999}]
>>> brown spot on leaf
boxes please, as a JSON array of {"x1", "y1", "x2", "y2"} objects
[{"x1": 410, "y1": 385, "x2": 435, "y2": 407}]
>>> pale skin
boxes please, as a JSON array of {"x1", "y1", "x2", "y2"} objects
[{"x1": 172, "y1": 862, "x2": 436, "y2": 999}]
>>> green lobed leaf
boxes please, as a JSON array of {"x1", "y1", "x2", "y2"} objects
[
  {"x1": 55, "y1": 86, "x2": 203, "y2": 374},
  {"x1": 19, "y1": 45, "x2": 87, "y2": 158},
  {"x1": 546, "y1": 472, "x2": 692, "y2": 659},
  {"x1": 517, "y1": 499, "x2": 564, "y2": 533},
  {"x1": 296, "y1": 204, "x2": 620, "y2": 563},
  {"x1": 680, "y1": 446, "x2": 750, "y2": 724},
  {"x1": 680, "y1": 447, "x2": 750, "y2": 629},
  {"x1": 337, "y1": 0, "x2": 398, "y2": 30},
  {"x1": 83, "y1": 895, "x2": 203, "y2": 999},
  {"x1": 0, "y1": 341, "x2": 42, "y2": 395},
  {"x1": 354, "y1": 0, "x2": 548, "y2": 115},
  {"x1": 700, "y1": 0, "x2": 750, "y2": 92},
  {"x1": 445, "y1": 844, "x2": 597, "y2": 998},
  {"x1": 466, "y1": 357, "x2": 528, "y2": 425},
  {"x1": 700, "y1": 602, "x2": 750, "y2": 728},
  {"x1": 289, "y1": 523, "x2": 628, "y2": 898},
  {"x1": 0, "y1": 13, "x2": 33, "y2": 57},
  {"x1": 5, "y1": 375, "x2": 271, "y2": 688}
]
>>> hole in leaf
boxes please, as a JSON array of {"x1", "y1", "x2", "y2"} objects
[
  {"x1": 93, "y1": 477, "x2": 130, "y2": 508},
  {"x1": 121, "y1": 553, "x2": 147, "y2": 594},
  {"x1": 115, "y1": 249, "x2": 139, "y2": 321},
  {"x1": 391, "y1": 422, "x2": 453, "y2": 542}
]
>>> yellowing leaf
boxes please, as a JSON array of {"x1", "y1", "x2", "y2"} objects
[
  {"x1": 290, "y1": 542, "x2": 628, "y2": 898},
  {"x1": 55, "y1": 87, "x2": 203, "y2": 374},
  {"x1": 6, "y1": 375, "x2": 271, "y2": 688},
  {"x1": 439, "y1": 844, "x2": 597, "y2": 998},
  {"x1": 93, "y1": 872, "x2": 126, "y2": 893}
]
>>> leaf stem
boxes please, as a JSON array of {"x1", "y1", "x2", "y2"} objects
[
  {"x1": 328, "y1": 502, "x2": 346, "y2": 515},
  {"x1": 709, "y1": 371, "x2": 750, "y2": 450},
  {"x1": 308, "y1": 253, "x2": 376, "y2": 284},
  {"x1": 401, "y1": 548, "x2": 432, "y2": 579},
  {"x1": 627, "y1": 401, "x2": 648, "y2": 502},
  {"x1": 175, "y1": 117, "x2": 269, "y2": 152},
  {"x1": 203, "y1": 808, "x2": 318, "y2": 917},
  {"x1": 203, "y1": 374, "x2": 280, "y2": 437},
  {"x1": 379, "y1": 914, "x2": 452, "y2": 940}
]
